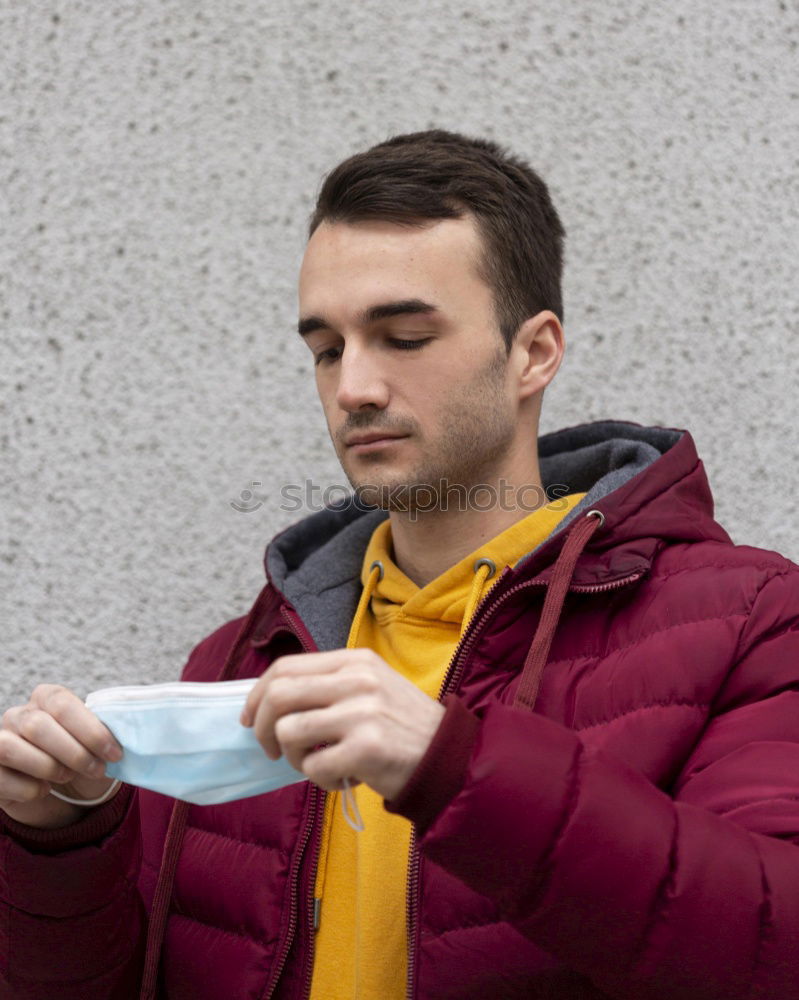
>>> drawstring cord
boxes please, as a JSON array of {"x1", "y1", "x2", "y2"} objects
[
  {"x1": 341, "y1": 777, "x2": 364, "y2": 831},
  {"x1": 514, "y1": 509, "x2": 605, "y2": 711},
  {"x1": 349, "y1": 560, "x2": 383, "y2": 647},
  {"x1": 140, "y1": 798, "x2": 191, "y2": 998},
  {"x1": 139, "y1": 581, "x2": 279, "y2": 1000},
  {"x1": 331, "y1": 559, "x2": 384, "y2": 835},
  {"x1": 462, "y1": 558, "x2": 496, "y2": 637}
]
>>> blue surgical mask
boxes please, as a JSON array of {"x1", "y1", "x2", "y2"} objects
[
  {"x1": 49, "y1": 679, "x2": 365, "y2": 829},
  {"x1": 62, "y1": 679, "x2": 307, "y2": 806}
]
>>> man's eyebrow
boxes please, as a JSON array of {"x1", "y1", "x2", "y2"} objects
[{"x1": 297, "y1": 299, "x2": 441, "y2": 338}]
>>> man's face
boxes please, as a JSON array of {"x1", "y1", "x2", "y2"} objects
[{"x1": 297, "y1": 215, "x2": 521, "y2": 511}]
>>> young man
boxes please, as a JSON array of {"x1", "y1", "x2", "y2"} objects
[{"x1": 2, "y1": 130, "x2": 799, "y2": 999}]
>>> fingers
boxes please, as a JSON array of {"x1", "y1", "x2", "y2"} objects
[
  {"x1": 272, "y1": 696, "x2": 377, "y2": 769},
  {"x1": 299, "y1": 740, "x2": 376, "y2": 791},
  {"x1": 242, "y1": 662, "x2": 378, "y2": 766},
  {"x1": 0, "y1": 760, "x2": 53, "y2": 805},
  {"x1": 28, "y1": 685, "x2": 123, "y2": 763},
  {"x1": 0, "y1": 685, "x2": 123, "y2": 808},
  {"x1": 0, "y1": 727, "x2": 73, "y2": 784},
  {"x1": 240, "y1": 649, "x2": 381, "y2": 732},
  {"x1": 2, "y1": 708, "x2": 106, "y2": 780},
  {"x1": 237, "y1": 648, "x2": 441, "y2": 800}
]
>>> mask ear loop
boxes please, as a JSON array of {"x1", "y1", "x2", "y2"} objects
[
  {"x1": 341, "y1": 777, "x2": 365, "y2": 832},
  {"x1": 50, "y1": 779, "x2": 122, "y2": 807}
]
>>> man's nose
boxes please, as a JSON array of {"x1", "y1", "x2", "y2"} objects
[{"x1": 335, "y1": 343, "x2": 390, "y2": 412}]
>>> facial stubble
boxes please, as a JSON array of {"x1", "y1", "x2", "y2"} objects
[{"x1": 339, "y1": 345, "x2": 516, "y2": 513}]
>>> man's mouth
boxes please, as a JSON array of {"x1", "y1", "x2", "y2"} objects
[{"x1": 345, "y1": 433, "x2": 409, "y2": 450}]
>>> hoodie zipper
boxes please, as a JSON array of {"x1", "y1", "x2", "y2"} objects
[
  {"x1": 263, "y1": 605, "x2": 322, "y2": 1000},
  {"x1": 404, "y1": 566, "x2": 644, "y2": 999}
]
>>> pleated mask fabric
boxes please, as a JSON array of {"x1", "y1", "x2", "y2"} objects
[{"x1": 81, "y1": 679, "x2": 307, "y2": 806}]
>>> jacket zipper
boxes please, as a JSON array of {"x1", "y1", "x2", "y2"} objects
[
  {"x1": 300, "y1": 787, "x2": 325, "y2": 1000},
  {"x1": 404, "y1": 825, "x2": 421, "y2": 1000},
  {"x1": 403, "y1": 567, "x2": 644, "y2": 999},
  {"x1": 441, "y1": 569, "x2": 644, "y2": 707},
  {"x1": 264, "y1": 605, "x2": 321, "y2": 1000}
]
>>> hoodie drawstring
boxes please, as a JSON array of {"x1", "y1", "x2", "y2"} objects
[
  {"x1": 329, "y1": 559, "x2": 385, "y2": 832},
  {"x1": 514, "y1": 509, "x2": 605, "y2": 712},
  {"x1": 349, "y1": 560, "x2": 384, "y2": 649},
  {"x1": 462, "y1": 558, "x2": 496, "y2": 637},
  {"x1": 352, "y1": 556, "x2": 496, "y2": 648}
]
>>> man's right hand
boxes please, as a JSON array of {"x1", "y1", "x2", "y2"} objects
[{"x1": 0, "y1": 684, "x2": 123, "y2": 830}]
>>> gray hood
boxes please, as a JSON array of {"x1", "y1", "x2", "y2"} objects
[{"x1": 265, "y1": 420, "x2": 683, "y2": 652}]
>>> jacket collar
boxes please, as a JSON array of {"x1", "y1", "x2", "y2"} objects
[{"x1": 264, "y1": 420, "x2": 730, "y2": 651}]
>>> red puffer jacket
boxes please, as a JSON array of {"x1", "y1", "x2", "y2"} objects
[{"x1": 3, "y1": 421, "x2": 799, "y2": 999}]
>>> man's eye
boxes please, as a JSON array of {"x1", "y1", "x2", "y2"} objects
[
  {"x1": 314, "y1": 338, "x2": 431, "y2": 365},
  {"x1": 313, "y1": 347, "x2": 342, "y2": 366},
  {"x1": 389, "y1": 338, "x2": 431, "y2": 351}
]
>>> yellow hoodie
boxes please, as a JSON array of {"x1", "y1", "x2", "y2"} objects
[{"x1": 309, "y1": 493, "x2": 586, "y2": 999}]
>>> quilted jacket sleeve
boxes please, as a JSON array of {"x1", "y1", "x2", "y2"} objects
[
  {"x1": 0, "y1": 785, "x2": 145, "y2": 999},
  {"x1": 0, "y1": 612, "x2": 250, "y2": 999},
  {"x1": 388, "y1": 570, "x2": 799, "y2": 999}
]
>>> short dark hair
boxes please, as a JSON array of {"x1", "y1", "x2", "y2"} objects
[{"x1": 308, "y1": 129, "x2": 565, "y2": 353}]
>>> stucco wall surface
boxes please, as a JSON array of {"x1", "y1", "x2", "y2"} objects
[{"x1": 2, "y1": 0, "x2": 798, "y2": 705}]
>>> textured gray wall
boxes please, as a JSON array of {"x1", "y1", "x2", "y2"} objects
[{"x1": 3, "y1": 1, "x2": 798, "y2": 706}]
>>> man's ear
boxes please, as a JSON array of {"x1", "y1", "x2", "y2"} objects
[{"x1": 511, "y1": 310, "x2": 565, "y2": 403}]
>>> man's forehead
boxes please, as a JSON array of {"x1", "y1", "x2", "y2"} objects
[{"x1": 298, "y1": 215, "x2": 485, "y2": 307}]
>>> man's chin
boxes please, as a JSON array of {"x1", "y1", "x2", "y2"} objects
[
  {"x1": 354, "y1": 481, "x2": 441, "y2": 514},
  {"x1": 354, "y1": 483, "x2": 410, "y2": 511}
]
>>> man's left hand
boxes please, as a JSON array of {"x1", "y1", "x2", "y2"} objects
[{"x1": 240, "y1": 649, "x2": 446, "y2": 801}]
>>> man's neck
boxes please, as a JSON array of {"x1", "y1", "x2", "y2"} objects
[{"x1": 388, "y1": 463, "x2": 546, "y2": 588}]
